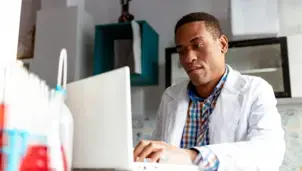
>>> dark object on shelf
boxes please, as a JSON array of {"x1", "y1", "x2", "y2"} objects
[
  {"x1": 94, "y1": 20, "x2": 159, "y2": 86},
  {"x1": 118, "y1": 0, "x2": 134, "y2": 22},
  {"x1": 165, "y1": 37, "x2": 291, "y2": 98}
]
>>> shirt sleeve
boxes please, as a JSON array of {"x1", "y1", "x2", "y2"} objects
[{"x1": 193, "y1": 147, "x2": 219, "y2": 171}]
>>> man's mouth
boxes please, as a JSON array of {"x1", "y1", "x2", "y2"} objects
[{"x1": 188, "y1": 67, "x2": 202, "y2": 73}]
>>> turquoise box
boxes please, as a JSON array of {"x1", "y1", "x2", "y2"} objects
[{"x1": 93, "y1": 20, "x2": 159, "y2": 86}]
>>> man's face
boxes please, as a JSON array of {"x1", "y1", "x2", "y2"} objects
[{"x1": 175, "y1": 21, "x2": 228, "y2": 86}]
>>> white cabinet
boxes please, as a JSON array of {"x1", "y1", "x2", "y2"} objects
[
  {"x1": 278, "y1": 0, "x2": 302, "y2": 36},
  {"x1": 230, "y1": 0, "x2": 279, "y2": 40},
  {"x1": 31, "y1": 6, "x2": 94, "y2": 88},
  {"x1": 41, "y1": 0, "x2": 84, "y2": 10}
]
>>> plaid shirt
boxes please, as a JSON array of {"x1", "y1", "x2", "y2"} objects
[{"x1": 180, "y1": 67, "x2": 229, "y2": 171}]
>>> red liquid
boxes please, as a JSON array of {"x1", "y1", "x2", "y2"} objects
[
  {"x1": 20, "y1": 145, "x2": 67, "y2": 171},
  {"x1": 0, "y1": 104, "x2": 5, "y2": 171}
]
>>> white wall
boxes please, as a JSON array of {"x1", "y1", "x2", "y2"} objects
[{"x1": 85, "y1": 0, "x2": 231, "y2": 116}]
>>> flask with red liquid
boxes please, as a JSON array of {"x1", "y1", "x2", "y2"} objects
[
  {"x1": 18, "y1": 112, "x2": 68, "y2": 171},
  {"x1": 0, "y1": 104, "x2": 5, "y2": 171},
  {"x1": 20, "y1": 145, "x2": 67, "y2": 171}
]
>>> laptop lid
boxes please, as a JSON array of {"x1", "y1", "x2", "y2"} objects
[{"x1": 66, "y1": 67, "x2": 133, "y2": 170}]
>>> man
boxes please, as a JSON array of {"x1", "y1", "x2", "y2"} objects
[{"x1": 133, "y1": 12, "x2": 285, "y2": 170}]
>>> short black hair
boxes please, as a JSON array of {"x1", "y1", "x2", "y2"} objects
[{"x1": 174, "y1": 12, "x2": 222, "y2": 39}]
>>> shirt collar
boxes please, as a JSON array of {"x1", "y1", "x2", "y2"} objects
[{"x1": 187, "y1": 66, "x2": 229, "y2": 102}]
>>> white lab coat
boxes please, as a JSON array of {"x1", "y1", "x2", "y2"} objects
[{"x1": 152, "y1": 66, "x2": 285, "y2": 171}]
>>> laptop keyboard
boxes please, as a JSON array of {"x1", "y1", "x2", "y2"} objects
[{"x1": 133, "y1": 162, "x2": 202, "y2": 171}]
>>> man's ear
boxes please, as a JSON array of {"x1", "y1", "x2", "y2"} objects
[{"x1": 219, "y1": 35, "x2": 228, "y2": 54}]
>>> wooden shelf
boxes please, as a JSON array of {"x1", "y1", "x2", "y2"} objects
[{"x1": 239, "y1": 67, "x2": 281, "y2": 74}]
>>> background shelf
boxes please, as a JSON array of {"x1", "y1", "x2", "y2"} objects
[{"x1": 239, "y1": 67, "x2": 281, "y2": 74}]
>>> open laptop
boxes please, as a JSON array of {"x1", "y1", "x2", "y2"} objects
[{"x1": 66, "y1": 66, "x2": 201, "y2": 171}]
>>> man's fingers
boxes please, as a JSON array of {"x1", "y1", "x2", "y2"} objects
[
  {"x1": 133, "y1": 140, "x2": 151, "y2": 160},
  {"x1": 133, "y1": 140, "x2": 169, "y2": 162},
  {"x1": 137, "y1": 142, "x2": 162, "y2": 161},
  {"x1": 147, "y1": 149, "x2": 164, "y2": 163}
]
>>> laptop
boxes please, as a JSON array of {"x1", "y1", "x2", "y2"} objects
[{"x1": 66, "y1": 66, "x2": 201, "y2": 171}]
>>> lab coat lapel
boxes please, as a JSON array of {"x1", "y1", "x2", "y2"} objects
[
  {"x1": 209, "y1": 89, "x2": 241, "y2": 143},
  {"x1": 209, "y1": 66, "x2": 241, "y2": 143},
  {"x1": 165, "y1": 85, "x2": 189, "y2": 146}
]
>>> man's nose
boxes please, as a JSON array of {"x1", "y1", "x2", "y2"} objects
[{"x1": 184, "y1": 50, "x2": 197, "y2": 63}]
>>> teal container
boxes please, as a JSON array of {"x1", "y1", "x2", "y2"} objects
[{"x1": 93, "y1": 20, "x2": 159, "y2": 86}]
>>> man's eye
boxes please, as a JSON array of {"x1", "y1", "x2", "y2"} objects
[{"x1": 194, "y1": 43, "x2": 202, "y2": 49}]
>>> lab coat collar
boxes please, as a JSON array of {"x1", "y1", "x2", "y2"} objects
[{"x1": 171, "y1": 65, "x2": 240, "y2": 100}]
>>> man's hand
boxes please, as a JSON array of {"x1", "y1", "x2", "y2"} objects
[{"x1": 133, "y1": 140, "x2": 198, "y2": 163}]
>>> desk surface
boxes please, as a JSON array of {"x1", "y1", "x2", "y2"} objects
[{"x1": 72, "y1": 164, "x2": 202, "y2": 171}]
